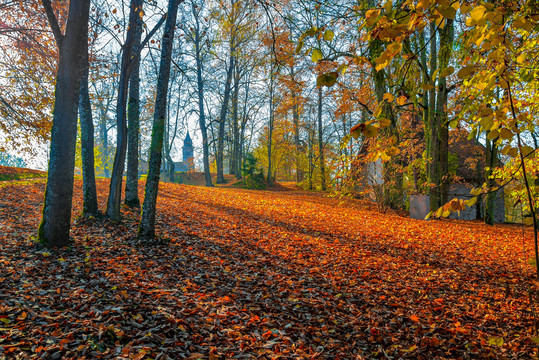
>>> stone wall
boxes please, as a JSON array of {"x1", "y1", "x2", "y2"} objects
[{"x1": 448, "y1": 183, "x2": 505, "y2": 223}]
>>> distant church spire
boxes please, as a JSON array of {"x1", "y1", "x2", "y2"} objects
[{"x1": 182, "y1": 132, "x2": 194, "y2": 170}]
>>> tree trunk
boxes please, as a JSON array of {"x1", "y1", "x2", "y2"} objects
[
  {"x1": 125, "y1": 0, "x2": 143, "y2": 208},
  {"x1": 138, "y1": 0, "x2": 180, "y2": 242},
  {"x1": 436, "y1": 18, "x2": 454, "y2": 207},
  {"x1": 106, "y1": 0, "x2": 140, "y2": 221},
  {"x1": 216, "y1": 49, "x2": 235, "y2": 184},
  {"x1": 428, "y1": 21, "x2": 439, "y2": 211},
  {"x1": 292, "y1": 93, "x2": 302, "y2": 184},
  {"x1": 79, "y1": 49, "x2": 98, "y2": 218},
  {"x1": 99, "y1": 105, "x2": 110, "y2": 178},
  {"x1": 485, "y1": 138, "x2": 498, "y2": 225},
  {"x1": 230, "y1": 69, "x2": 240, "y2": 176},
  {"x1": 317, "y1": 86, "x2": 326, "y2": 191},
  {"x1": 308, "y1": 126, "x2": 314, "y2": 190},
  {"x1": 38, "y1": 0, "x2": 90, "y2": 248},
  {"x1": 193, "y1": 3, "x2": 212, "y2": 187},
  {"x1": 267, "y1": 64, "x2": 274, "y2": 186}
]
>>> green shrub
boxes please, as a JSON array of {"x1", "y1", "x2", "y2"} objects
[{"x1": 237, "y1": 153, "x2": 266, "y2": 190}]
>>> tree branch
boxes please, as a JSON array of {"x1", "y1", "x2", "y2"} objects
[{"x1": 41, "y1": 0, "x2": 63, "y2": 47}]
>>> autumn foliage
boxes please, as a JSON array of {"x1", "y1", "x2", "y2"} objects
[{"x1": 0, "y1": 176, "x2": 537, "y2": 358}]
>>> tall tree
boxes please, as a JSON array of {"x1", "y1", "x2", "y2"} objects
[
  {"x1": 216, "y1": 34, "x2": 236, "y2": 183},
  {"x1": 106, "y1": 0, "x2": 143, "y2": 221},
  {"x1": 190, "y1": 0, "x2": 213, "y2": 186},
  {"x1": 138, "y1": 0, "x2": 181, "y2": 242},
  {"x1": 79, "y1": 46, "x2": 98, "y2": 218},
  {"x1": 317, "y1": 86, "x2": 326, "y2": 191},
  {"x1": 267, "y1": 63, "x2": 275, "y2": 185},
  {"x1": 38, "y1": 0, "x2": 90, "y2": 247},
  {"x1": 125, "y1": 0, "x2": 144, "y2": 208}
]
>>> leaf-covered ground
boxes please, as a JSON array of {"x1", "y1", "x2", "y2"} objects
[
  {"x1": 0, "y1": 178, "x2": 538, "y2": 359},
  {"x1": 0, "y1": 166, "x2": 46, "y2": 182}
]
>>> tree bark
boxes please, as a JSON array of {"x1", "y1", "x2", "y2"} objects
[
  {"x1": 79, "y1": 48, "x2": 98, "y2": 218},
  {"x1": 106, "y1": 0, "x2": 141, "y2": 221},
  {"x1": 230, "y1": 69, "x2": 240, "y2": 176},
  {"x1": 436, "y1": 19, "x2": 454, "y2": 207},
  {"x1": 38, "y1": 0, "x2": 90, "y2": 247},
  {"x1": 267, "y1": 64, "x2": 274, "y2": 186},
  {"x1": 138, "y1": 0, "x2": 180, "y2": 242},
  {"x1": 428, "y1": 21, "x2": 439, "y2": 211},
  {"x1": 292, "y1": 93, "x2": 302, "y2": 184},
  {"x1": 216, "y1": 50, "x2": 235, "y2": 184},
  {"x1": 193, "y1": 1, "x2": 212, "y2": 187},
  {"x1": 125, "y1": 0, "x2": 143, "y2": 208},
  {"x1": 317, "y1": 86, "x2": 326, "y2": 191},
  {"x1": 485, "y1": 138, "x2": 498, "y2": 225},
  {"x1": 308, "y1": 126, "x2": 314, "y2": 190}
]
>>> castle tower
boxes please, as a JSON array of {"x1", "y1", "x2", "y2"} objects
[{"x1": 182, "y1": 132, "x2": 194, "y2": 170}]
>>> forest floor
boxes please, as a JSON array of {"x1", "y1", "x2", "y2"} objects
[{"x1": 1, "y1": 173, "x2": 538, "y2": 359}]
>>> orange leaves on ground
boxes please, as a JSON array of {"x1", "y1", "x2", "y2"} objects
[{"x1": 0, "y1": 177, "x2": 537, "y2": 358}]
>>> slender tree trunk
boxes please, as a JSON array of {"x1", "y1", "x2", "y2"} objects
[
  {"x1": 237, "y1": 78, "x2": 251, "y2": 179},
  {"x1": 420, "y1": 29, "x2": 429, "y2": 168},
  {"x1": 193, "y1": 6, "x2": 212, "y2": 187},
  {"x1": 292, "y1": 93, "x2": 302, "y2": 184},
  {"x1": 317, "y1": 86, "x2": 326, "y2": 191},
  {"x1": 436, "y1": 19, "x2": 454, "y2": 206},
  {"x1": 38, "y1": 0, "x2": 90, "y2": 247},
  {"x1": 99, "y1": 106, "x2": 109, "y2": 177},
  {"x1": 125, "y1": 0, "x2": 143, "y2": 208},
  {"x1": 231, "y1": 70, "x2": 240, "y2": 176},
  {"x1": 267, "y1": 64, "x2": 274, "y2": 186},
  {"x1": 428, "y1": 21, "x2": 439, "y2": 211},
  {"x1": 485, "y1": 138, "x2": 498, "y2": 224},
  {"x1": 216, "y1": 49, "x2": 235, "y2": 184},
  {"x1": 79, "y1": 49, "x2": 98, "y2": 217},
  {"x1": 138, "y1": 0, "x2": 180, "y2": 242},
  {"x1": 106, "y1": 0, "x2": 140, "y2": 221},
  {"x1": 308, "y1": 125, "x2": 314, "y2": 190}
]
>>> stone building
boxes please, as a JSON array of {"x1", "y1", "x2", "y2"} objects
[
  {"x1": 446, "y1": 130, "x2": 505, "y2": 222},
  {"x1": 175, "y1": 133, "x2": 195, "y2": 172}
]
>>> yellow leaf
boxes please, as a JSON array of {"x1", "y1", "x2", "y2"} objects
[
  {"x1": 470, "y1": 188, "x2": 482, "y2": 196},
  {"x1": 487, "y1": 130, "x2": 499, "y2": 140},
  {"x1": 438, "y1": 5, "x2": 456, "y2": 19},
  {"x1": 311, "y1": 49, "x2": 323, "y2": 63},
  {"x1": 457, "y1": 66, "x2": 474, "y2": 79},
  {"x1": 439, "y1": 66, "x2": 454, "y2": 77},
  {"x1": 323, "y1": 30, "x2": 334, "y2": 41},
  {"x1": 295, "y1": 41, "x2": 304, "y2": 54},
  {"x1": 431, "y1": 68, "x2": 440, "y2": 82},
  {"x1": 337, "y1": 64, "x2": 348, "y2": 74},
  {"x1": 416, "y1": 0, "x2": 431, "y2": 11},
  {"x1": 499, "y1": 128, "x2": 513, "y2": 140},
  {"x1": 522, "y1": 146, "x2": 535, "y2": 158},
  {"x1": 363, "y1": 125, "x2": 379, "y2": 138},
  {"x1": 383, "y1": 0, "x2": 392, "y2": 12},
  {"x1": 470, "y1": 5, "x2": 486, "y2": 23},
  {"x1": 396, "y1": 95, "x2": 407, "y2": 105},
  {"x1": 516, "y1": 53, "x2": 527, "y2": 64},
  {"x1": 378, "y1": 118, "x2": 391, "y2": 128},
  {"x1": 466, "y1": 197, "x2": 477, "y2": 207},
  {"x1": 387, "y1": 42, "x2": 402, "y2": 54},
  {"x1": 383, "y1": 93, "x2": 394, "y2": 102}
]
